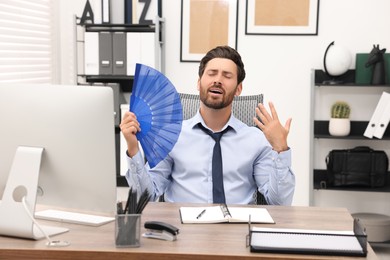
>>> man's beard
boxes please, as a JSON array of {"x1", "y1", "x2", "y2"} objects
[{"x1": 199, "y1": 84, "x2": 236, "y2": 109}]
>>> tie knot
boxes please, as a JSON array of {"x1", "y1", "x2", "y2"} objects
[
  {"x1": 211, "y1": 132, "x2": 223, "y2": 142},
  {"x1": 198, "y1": 123, "x2": 229, "y2": 143}
]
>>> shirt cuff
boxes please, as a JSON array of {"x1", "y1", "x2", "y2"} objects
[
  {"x1": 271, "y1": 148, "x2": 291, "y2": 168},
  {"x1": 127, "y1": 150, "x2": 144, "y2": 174}
]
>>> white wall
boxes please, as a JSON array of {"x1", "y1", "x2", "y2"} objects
[
  {"x1": 57, "y1": 0, "x2": 390, "y2": 206},
  {"x1": 56, "y1": 0, "x2": 102, "y2": 85}
]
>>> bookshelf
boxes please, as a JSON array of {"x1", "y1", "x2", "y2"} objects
[{"x1": 310, "y1": 69, "x2": 390, "y2": 206}]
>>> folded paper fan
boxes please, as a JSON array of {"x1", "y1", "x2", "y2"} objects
[{"x1": 130, "y1": 64, "x2": 183, "y2": 168}]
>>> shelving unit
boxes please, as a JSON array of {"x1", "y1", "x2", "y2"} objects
[
  {"x1": 75, "y1": 16, "x2": 165, "y2": 92},
  {"x1": 309, "y1": 69, "x2": 390, "y2": 212},
  {"x1": 74, "y1": 16, "x2": 165, "y2": 187}
]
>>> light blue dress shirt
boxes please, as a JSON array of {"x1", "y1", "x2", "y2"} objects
[{"x1": 125, "y1": 111, "x2": 295, "y2": 205}]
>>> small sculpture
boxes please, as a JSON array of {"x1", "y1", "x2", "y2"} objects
[{"x1": 365, "y1": 44, "x2": 386, "y2": 85}]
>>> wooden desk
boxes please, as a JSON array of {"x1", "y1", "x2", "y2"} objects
[{"x1": 0, "y1": 202, "x2": 378, "y2": 259}]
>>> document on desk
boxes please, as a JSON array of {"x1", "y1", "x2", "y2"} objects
[
  {"x1": 250, "y1": 225, "x2": 367, "y2": 257},
  {"x1": 179, "y1": 205, "x2": 275, "y2": 224}
]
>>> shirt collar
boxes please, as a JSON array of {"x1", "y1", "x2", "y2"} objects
[{"x1": 188, "y1": 110, "x2": 241, "y2": 133}]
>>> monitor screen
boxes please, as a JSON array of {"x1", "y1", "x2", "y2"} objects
[{"x1": 0, "y1": 84, "x2": 117, "y2": 216}]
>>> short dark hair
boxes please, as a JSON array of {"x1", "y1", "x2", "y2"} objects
[{"x1": 198, "y1": 45, "x2": 246, "y2": 84}]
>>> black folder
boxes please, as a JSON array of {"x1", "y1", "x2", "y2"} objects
[{"x1": 248, "y1": 218, "x2": 367, "y2": 257}]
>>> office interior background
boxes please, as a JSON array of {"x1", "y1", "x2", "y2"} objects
[{"x1": 3, "y1": 1, "x2": 390, "y2": 214}]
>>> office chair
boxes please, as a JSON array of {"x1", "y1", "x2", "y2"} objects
[
  {"x1": 177, "y1": 93, "x2": 268, "y2": 205},
  {"x1": 179, "y1": 93, "x2": 263, "y2": 127}
]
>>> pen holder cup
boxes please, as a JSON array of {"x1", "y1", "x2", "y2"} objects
[{"x1": 115, "y1": 214, "x2": 141, "y2": 248}]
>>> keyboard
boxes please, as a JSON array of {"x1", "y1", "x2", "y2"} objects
[{"x1": 35, "y1": 209, "x2": 115, "y2": 226}]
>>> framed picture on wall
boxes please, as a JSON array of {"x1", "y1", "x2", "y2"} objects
[
  {"x1": 245, "y1": 0, "x2": 319, "y2": 35},
  {"x1": 180, "y1": 0, "x2": 238, "y2": 62}
]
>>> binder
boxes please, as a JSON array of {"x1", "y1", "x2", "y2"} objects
[
  {"x1": 111, "y1": 0, "x2": 125, "y2": 24},
  {"x1": 102, "y1": 0, "x2": 110, "y2": 24},
  {"x1": 364, "y1": 92, "x2": 390, "y2": 138},
  {"x1": 124, "y1": 0, "x2": 132, "y2": 24},
  {"x1": 99, "y1": 32, "x2": 113, "y2": 75},
  {"x1": 126, "y1": 32, "x2": 141, "y2": 76},
  {"x1": 355, "y1": 54, "x2": 371, "y2": 85},
  {"x1": 140, "y1": 32, "x2": 156, "y2": 68},
  {"x1": 84, "y1": 32, "x2": 99, "y2": 75},
  {"x1": 112, "y1": 32, "x2": 127, "y2": 75},
  {"x1": 248, "y1": 219, "x2": 367, "y2": 257},
  {"x1": 126, "y1": 32, "x2": 156, "y2": 76},
  {"x1": 356, "y1": 53, "x2": 390, "y2": 85},
  {"x1": 373, "y1": 99, "x2": 390, "y2": 139}
]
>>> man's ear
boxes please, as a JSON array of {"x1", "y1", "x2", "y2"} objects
[{"x1": 235, "y1": 83, "x2": 243, "y2": 96}]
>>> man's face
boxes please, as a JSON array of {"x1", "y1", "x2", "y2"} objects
[{"x1": 198, "y1": 58, "x2": 242, "y2": 109}]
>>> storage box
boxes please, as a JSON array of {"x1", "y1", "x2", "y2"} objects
[
  {"x1": 352, "y1": 213, "x2": 390, "y2": 242},
  {"x1": 355, "y1": 53, "x2": 390, "y2": 85}
]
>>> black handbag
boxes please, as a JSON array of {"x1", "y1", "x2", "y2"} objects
[{"x1": 326, "y1": 146, "x2": 389, "y2": 187}]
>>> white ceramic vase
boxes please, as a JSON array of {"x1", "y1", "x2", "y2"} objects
[{"x1": 329, "y1": 118, "x2": 351, "y2": 136}]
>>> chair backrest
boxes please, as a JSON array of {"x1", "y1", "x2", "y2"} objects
[
  {"x1": 178, "y1": 93, "x2": 267, "y2": 205},
  {"x1": 179, "y1": 93, "x2": 263, "y2": 127}
]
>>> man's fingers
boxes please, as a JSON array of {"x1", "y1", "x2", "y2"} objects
[
  {"x1": 256, "y1": 103, "x2": 271, "y2": 123},
  {"x1": 284, "y1": 118, "x2": 292, "y2": 132},
  {"x1": 268, "y1": 102, "x2": 280, "y2": 121},
  {"x1": 256, "y1": 102, "x2": 280, "y2": 124},
  {"x1": 253, "y1": 116, "x2": 265, "y2": 130},
  {"x1": 120, "y1": 111, "x2": 141, "y2": 133}
]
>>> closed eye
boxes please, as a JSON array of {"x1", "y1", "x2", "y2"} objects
[
  {"x1": 223, "y1": 72, "x2": 233, "y2": 79},
  {"x1": 206, "y1": 70, "x2": 218, "y2": 76}
]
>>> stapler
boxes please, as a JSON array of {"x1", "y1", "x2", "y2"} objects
[{"x1": 143, "y1": 221, "x2": 179, "y2": 241}]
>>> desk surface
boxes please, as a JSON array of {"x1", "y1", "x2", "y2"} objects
[{"x1": 0, "y1": 202, "x2": 378, "y2": 260}]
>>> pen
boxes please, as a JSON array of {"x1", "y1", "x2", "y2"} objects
[
  {"x1": 117, "y1": 201, "x2": 124, "y2": 214},
  {"x1": 196, "y1": 209, "x2": 206, "y2": 219}
]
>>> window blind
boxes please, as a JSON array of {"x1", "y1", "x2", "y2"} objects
[{"x1": 0, "y1": 0, "x2": 53, "y2": 84}]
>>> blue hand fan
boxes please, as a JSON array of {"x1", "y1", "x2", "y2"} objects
[{"x1": 130, "y1": 63, "x2": 183, "y2": 168}]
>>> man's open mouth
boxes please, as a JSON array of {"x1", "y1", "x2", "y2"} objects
[{"x1": 209, "y1": 88, "x2": 223, "y2": 94}]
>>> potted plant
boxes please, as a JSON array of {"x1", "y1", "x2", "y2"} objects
[{"x1": 329, "y1": 101, "x2": 351, "y2": 136}]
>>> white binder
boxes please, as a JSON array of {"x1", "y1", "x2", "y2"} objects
[
  {"x1": 84, "y1": 32, "x2": 99, "y2": 75},
  {"x1": 364, "y1": 92, "x2": 390, "y2": 139},
  {"x1": 126, "y1": 32, "x2": 141, "y2": 76},
  {"x1": 373, "y1": 98, "x2": 390, "y2": 139},
  {"x1": 126, "y1": 32, "x2": 156, "y2": 76}
]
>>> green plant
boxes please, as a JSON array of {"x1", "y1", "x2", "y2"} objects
[{"x1": 331, "y1": 101, "x2": 350, "y2": 118}]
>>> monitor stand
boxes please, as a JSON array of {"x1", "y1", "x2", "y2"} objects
[{"x1": 0, "y1": 146, "x2": 68, "y2": 240}]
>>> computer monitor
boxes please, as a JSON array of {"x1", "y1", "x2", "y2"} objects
[{"x1": 0, "y1": 84, "x2": 117, "y2": 240}]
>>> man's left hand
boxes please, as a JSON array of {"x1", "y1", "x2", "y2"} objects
[{"x1": 254, "y1": 102, "x2": 292, "y2": 153}]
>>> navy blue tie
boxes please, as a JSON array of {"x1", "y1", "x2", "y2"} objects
[{"x1": 198, "y1": 124, "x2": 229, "y2": 203}]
